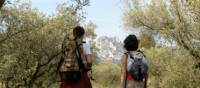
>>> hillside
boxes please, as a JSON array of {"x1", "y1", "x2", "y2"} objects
[{"x1": 95, "y1": 36, "x2": 123, "y2": 63}]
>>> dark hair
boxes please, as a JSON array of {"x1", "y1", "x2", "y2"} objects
[
  {"x1": 73, "y1": 26, "x2": 85, "y2": 39},
  {"x1": 124, "y1": 34, "x2": 139, "y2": 51}
]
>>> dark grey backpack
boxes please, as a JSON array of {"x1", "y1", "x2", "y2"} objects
[{"x1": 126, "y1": 51, "x2": 148, "y2": 81}]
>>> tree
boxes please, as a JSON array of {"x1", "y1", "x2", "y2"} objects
[
  {"x1": 123, "y1": 0, "x2": 200, "y2": 64},
  {"x1": 0, "y1": 0, "x2": 95, "y2": 88},
  {"x1": 139, "y1": 31, "x2": 156, "y2": 49},
  {"x1": 84, "y1": 21, "x2": 97, "y2": 40}
]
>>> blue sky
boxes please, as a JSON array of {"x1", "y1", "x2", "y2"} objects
[{"x1": 30, "y1": 0, "x2": 128, "y2": 41}]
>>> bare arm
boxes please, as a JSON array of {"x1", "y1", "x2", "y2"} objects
[
  {"x1": 83, "y1": 43, "x2": 93, "y2": 70},
  {"x1": 120, "y1": 54, "x2": 127, "y2": 87},
  {"x1": 86, "y1": 54, "x2": 92, "y2": 69}
]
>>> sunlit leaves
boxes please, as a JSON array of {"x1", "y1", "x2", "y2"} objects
[{"x1": 0, "y1": 0, "x2": 95, "y2": 88}]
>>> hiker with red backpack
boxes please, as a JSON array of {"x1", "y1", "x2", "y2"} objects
[
  {"x1": 58, "y1": 26, "x2": 93, "y2": 88},
  {"x1": 120, "y1": 34, "x2": 148, "y2": 88}
]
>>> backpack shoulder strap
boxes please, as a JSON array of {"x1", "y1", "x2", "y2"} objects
[
  {"x1": 124, "y1": 52, "x2": 129, "y2": 70},
  {"x1": 137, "y1": 50, "x2": 146, "y2": 57},
  {"x1": 75, "y1": 41, "x2": 85, "y2": 70}
]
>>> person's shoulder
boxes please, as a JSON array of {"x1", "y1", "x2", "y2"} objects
[
  {"x1": 83, "y1": 41, "x2": 91, "y2": 47},
  {"x1": 121, "y1": 52, "x2": 129, "y2": 60},
  {"x1": 63, "y1": 38, "x2": 77, "y2": 49},
  {"x1": 137, "y1": 49, "x2": 144, "y2": 54},
  {"x1": 63, "y1": 36, "x2": 75, "y2": 42},
  {"x1": 137, "y1": 50, "x2": 148, "y2": 64},
  {"x1": 137, "y1": 50, "x2": 146, "y2": 57}
]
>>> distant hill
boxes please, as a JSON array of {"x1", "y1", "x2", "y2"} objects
[{"x1": 95, "y1": 36, "x2": 123, "y2": 63}]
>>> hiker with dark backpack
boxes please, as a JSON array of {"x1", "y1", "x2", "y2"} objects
[
  {"x1": 58, "y1": 26, "x2": 92, "y2": 88},
  {"x1": 120, "y1": 34, "x2": 148, "y2": 88}
]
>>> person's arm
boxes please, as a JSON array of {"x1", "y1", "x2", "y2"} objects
[
  {"x1": 120, "y1": 54, "x2": 126, "y2": 88},
  {"x1": 86, "y1": 54, "x2": 92, "y2": 70},
  {"x1": 83, "y1": 43, "x2": 93, "y2": 69}
]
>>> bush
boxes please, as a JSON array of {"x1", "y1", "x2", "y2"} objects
[
  {"x1": 92, "y1": 61, "x2": 121, "y2": 88},
  {"x1": 91, "y1": 48, "x2": 200, "y2": 88},
  {"x1": 143, "y1": 48, "x2": 200, "y2": 88}
]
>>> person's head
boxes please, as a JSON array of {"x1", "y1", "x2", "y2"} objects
[
  {"x1": 73, "y1": 26, "x2": 85, "y2": 39},
  {"x1": 124, "y1": 34, "x2": 139, "y2": 51}
]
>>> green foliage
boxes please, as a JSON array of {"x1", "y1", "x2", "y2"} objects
[
  {"x1": 139, "y1": 31, "x2": 156, "y2": 49},
  {"x1": 123, "y1": 0, "x2": 200, "y2": 60},
  {"x1": 0, "y1": 0, "x2": 95, "y2": 88},
  {"x1": 92, "y1": 48, "x2": 200, "y2": 88},
  {"x1": 143, "y1": 48, "x2": 200, "y2": 88},
  {"x1": 123, "y1": 1, "x2": 200, "y2": 86},
  {"x1": 92, "y1": 61, "x2": 120, "y2": 88},
  {"x1": 84, "y1": 21, "x2": 97, "y2": 39},
  {"x1": 1, "y1": 0, "x2": 199, "y2": 88}
]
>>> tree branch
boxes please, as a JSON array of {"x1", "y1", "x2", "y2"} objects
[{"x1": 28, "y1": 50, "x2": 61, "y2": 87}]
